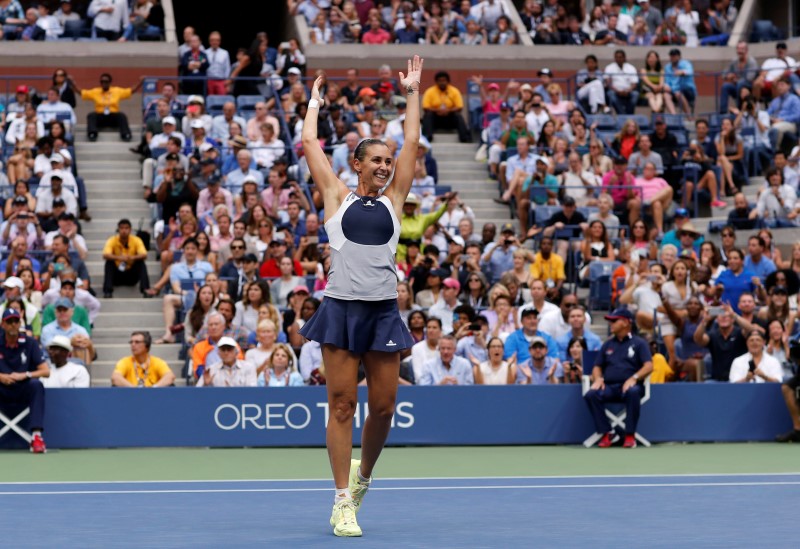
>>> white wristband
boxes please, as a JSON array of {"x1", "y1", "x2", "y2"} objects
[{"x1": 308, "y1": 99, "x2": 320, "y2": 109}]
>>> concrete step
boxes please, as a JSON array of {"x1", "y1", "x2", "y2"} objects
[
  {"x1": 77, "y1": 150, "x2": 143, "y2": 162},
  {"x1": 89, "y1": 311, "x2": 164, "y2": 328},
  {"x1": 80, "y1": 219, "x2": 154, "y2": 234},
  {"x1": 94, "y1": 298, "x2": 163, "y2": 313},
  {"x1": 78, "y1": 160, "x2": 142, "y2": 171},
  {"x1": 74, "y1": 132, "x2": 141, "y2": 144},
  {"x1": 91, "y1": 326, "x2": 160, "y2": 340},
  {"x1": 76, "y1": 168, "x2": 142, "y2": 180}
]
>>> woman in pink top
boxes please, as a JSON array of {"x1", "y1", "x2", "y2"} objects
[
  {"x1": 545, "y1": 83, "x2": 574, "y2": 130},
  {"x1": 361, "y1": 16, "x2": 391, "y2": 44},
  {"x1": 635, "y1": 162, "x2": 673, "y2": 235},
  {"x1": 472, "y1": 75, "x2": 513, "y2": 128}
]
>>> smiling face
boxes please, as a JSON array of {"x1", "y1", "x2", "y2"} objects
[{"x1": 354, "y1": 143, "x2": 392, "y2": 193}]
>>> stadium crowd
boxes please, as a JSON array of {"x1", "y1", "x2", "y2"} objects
[
  {"x1": 0, "y1": 0, "x2": 164, "y2": 41},
  {"x1": 290, "y1": 0, "x2": 739, "y2": 47},
  {"x1": 3, "y1": 9, "x2": 800, "y2": 453}
]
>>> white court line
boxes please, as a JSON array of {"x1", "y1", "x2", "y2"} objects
[
  {"x1": 2, "y1": 481, "x2": 799, "y2": 496},
  {"x1": 1, "y1": 472, "x2": 799, "y2": 486}
]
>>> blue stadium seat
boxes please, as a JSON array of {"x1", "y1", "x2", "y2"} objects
[
  {"x1": 586, "y1": 114, "x2": 616, "y2": 131},
  {"x1": 657, "y1": 113, "x2": 685, "y2": 132},
  {"x1": 236, "y1": 95, "x2": 265, "y2": 113},
  {"x1": 617, "y1": 114, "x2": 651, "y2": 133},
  {"x1": 62, "y1": 19, "x2": 88, "y2": 39},
  {"x1": 673, "y1": 131, "x2": 689, "y2": 148},
  {"x1": 206, "y1": 95, "x2": 235, "y2": 116},
  {"x1": 434, "y1": 185, "x2": 452, "y2": 195},
  {"x1": 587, "y1": 260, "x2": 621, "y2": 311},
  {"x1": 534, "y1": 205, "x2": 562, "y2": 227}
]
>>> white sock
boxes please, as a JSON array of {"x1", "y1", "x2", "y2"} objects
[
  {"x1": 357, "y1": 467, "x2": 371, "y2": 484},
  {"x1": 335, "y1": 487, "x2": 352, "y2": 503}
]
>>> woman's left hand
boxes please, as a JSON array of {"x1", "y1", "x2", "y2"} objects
[{"x1": 399, "y1": 55, "x2": 424, "y2": 93}]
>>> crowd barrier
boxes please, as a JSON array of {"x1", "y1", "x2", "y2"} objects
[{"x1": 0, "y1": 384, "x2": 791, "y2": 449}]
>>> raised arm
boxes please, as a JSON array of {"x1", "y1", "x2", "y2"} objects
[
  {"x1": 302, "y1": 76, "x2": 348, "y2": 218},
  {"x1": 384, "y1": 55, "x2": 424, "y2": 211}
]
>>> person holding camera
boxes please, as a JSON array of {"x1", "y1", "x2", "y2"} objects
[
  {"x1": 729, "y1": 330, "x2": 782, "y2": 383},
  {"x1": 154, "y1": 160, "x2": 198, "y2": 223},
  {"x1": 693, "y1": 305, "x2": 747, "y2": 381},
  {"x1": 1, "y1": 209, "x2": 43, "y2": 249},
  {"x1": 481, "y1": 222, "x2": 519, "y2": 285},
  {"x1": 732, "y1": 95, "x2": 771, "y2": 173}
]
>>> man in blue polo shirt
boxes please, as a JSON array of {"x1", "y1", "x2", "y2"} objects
[
  {"x1": 584, "y1": 308, "x2": 653, "y2": 449},
  {"x1": 556, "y1": 305, "x2": 603, "y2": 361},
  {"x1": 0, "y1": 308, "x2": 50, "y2": 454},
  {"x1": 504, "y1": 308, "x2": 558, "y2": 364},
  {"x1": 744, "y1": 235, "x2": 776, "y2": 284}
]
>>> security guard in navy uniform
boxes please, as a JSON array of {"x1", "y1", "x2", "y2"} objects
[
  {"x1": 584, "y1": 308, "x2": 653, "y2": 449},
  {"x1": 0, "y1": 308, "x2": 50, "y2": 453}
]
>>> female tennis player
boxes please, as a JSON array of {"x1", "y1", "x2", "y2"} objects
[{"x1": 299, "y1": 56, "x2": 424, "y2": 537}]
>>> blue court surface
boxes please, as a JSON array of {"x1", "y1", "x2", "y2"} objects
[{"x1": 1, "y1": 473, "x2": 796, "y2": 548}]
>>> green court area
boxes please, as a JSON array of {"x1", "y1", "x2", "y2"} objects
[{"x1": 1, "y1": 444, "x2": 798, "y2": 483}]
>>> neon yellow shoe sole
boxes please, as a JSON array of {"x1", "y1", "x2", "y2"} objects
[{"x1": 330, "y1": 500, "x2": 362, "y2": 537}]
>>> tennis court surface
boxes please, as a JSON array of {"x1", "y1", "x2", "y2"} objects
[{"x1": 1, "y1": 445, "x2": 796, "y2": 548}]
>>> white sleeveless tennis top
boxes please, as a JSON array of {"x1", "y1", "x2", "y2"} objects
[{"x1": 324, "y1": 192, "x2": 400, "y2": 301}]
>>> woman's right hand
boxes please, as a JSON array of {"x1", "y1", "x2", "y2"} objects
[{"x1": 310, "y1": 75, "x2": 324, "y2": 104}]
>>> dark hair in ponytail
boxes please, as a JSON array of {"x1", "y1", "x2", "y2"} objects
[{"x1": 353, "y1": 138, "x2": 387, "y2": 162}]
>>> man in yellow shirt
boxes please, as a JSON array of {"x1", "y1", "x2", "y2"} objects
[
  {"x1": 69, "y1": 72, "x2": 143, "y2": 142},
  {"x1": 530, "y1": 236, "x2": 565, "y2": 302},
  {"x1": 111, "y1": 331, "x2": 176, "y2": 387},
  {"x1": 102, "y1": 218, "x2": 151, "y2": 298},
  {"x1": 421, "y1": 71, "x2": 471, "y2": 143}
]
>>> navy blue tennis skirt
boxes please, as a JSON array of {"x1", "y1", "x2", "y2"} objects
[{"x1": 299, "y1": 297, "x2": 415, "y2": 355}]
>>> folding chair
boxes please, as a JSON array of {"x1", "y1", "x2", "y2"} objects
[
  {"x1": 587, "y1": 260, "x2": 621, "y2": 311},
  {"x1": 0, "y1": 407, "x2": 32, "y2": 444},
  {"x1": 581, "y1": 349, "x2": 652, "y2": 448}
]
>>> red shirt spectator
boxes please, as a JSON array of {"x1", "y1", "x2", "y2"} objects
[
  {"x1": 259, "y1": 241, "x2": 303, "y2": 277},
  {"x1": 362, "y1": 17, "x2": 391, "y2": 44}
]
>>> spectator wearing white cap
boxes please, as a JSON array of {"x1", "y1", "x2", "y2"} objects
[
  {"x1": 181, "y1": 95, "x2": 213, "y2": 137},
  {"x1": 1, "y1": 276, "x2": 41, "y2": 330},
  {"x1": 35, "y1": 171, "x2": 78, "y2": 219},
  {"x1": 186, "y1": 118, "x2": 216, "y2": 159},
  {"x1": 150, "y1": 116, "x2": 187, "y2": 149},
  {"x1": 41, "y1": 335, "x2": 90, "y2": 388},
  {"x1": 200, "y1": 337, "x2": 257, "y2": 387},
  {"x1": 37, "y1": 153, "x2": 79, "y2": 197}
]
